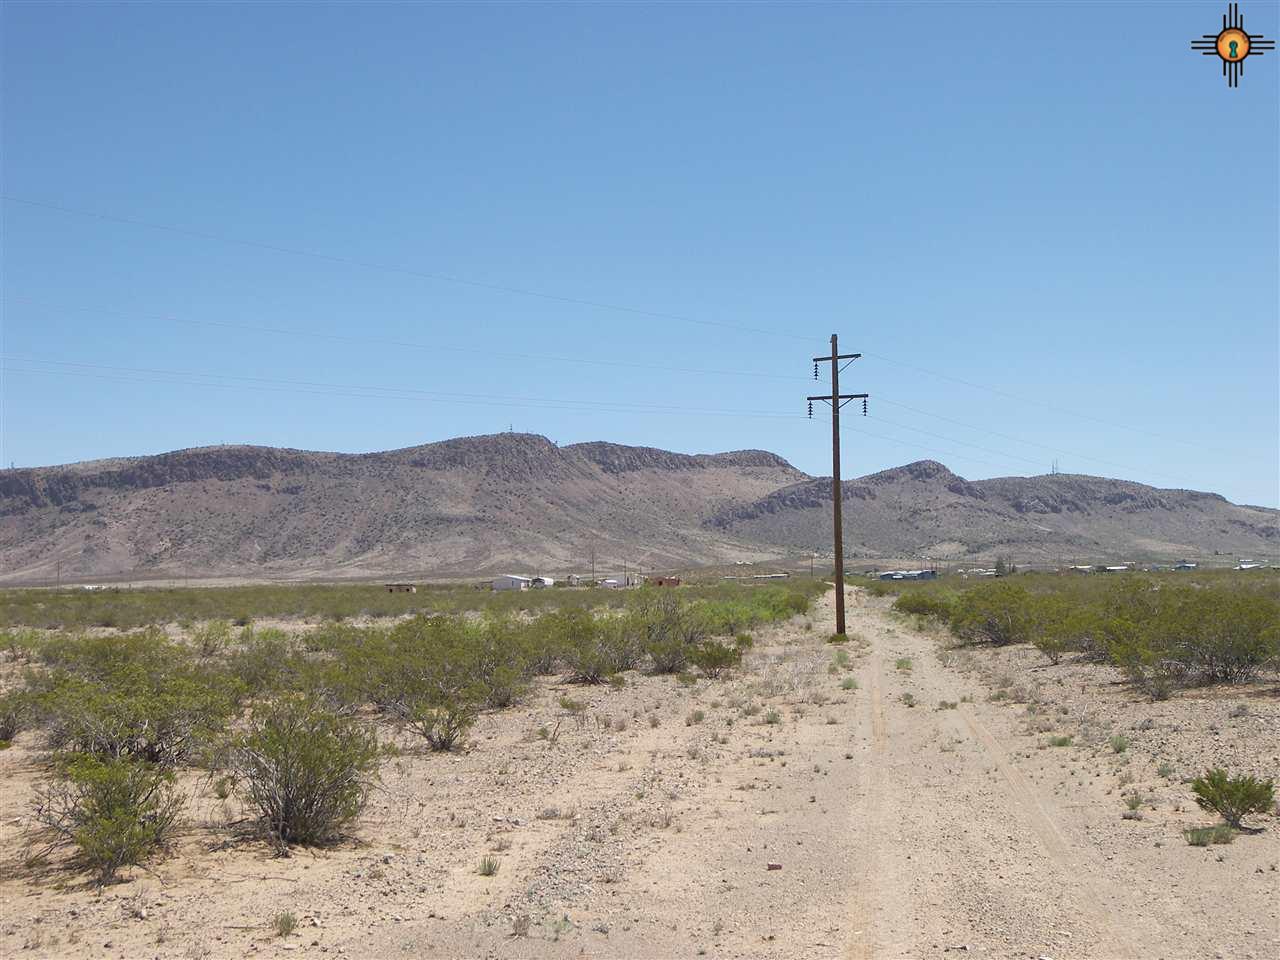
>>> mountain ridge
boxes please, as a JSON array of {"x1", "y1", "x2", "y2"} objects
[{"x1": 0, "y1": 435, "x2": 1273, "y2": 583}]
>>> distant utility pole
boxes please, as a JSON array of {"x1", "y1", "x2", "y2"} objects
[{"x1": 808, "y1": 334, "x2": 868, "y2": 637}]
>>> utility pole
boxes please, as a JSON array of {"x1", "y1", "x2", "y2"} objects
[{"x1": 809, "y1": 334, "x2": 868, "y2": 637}]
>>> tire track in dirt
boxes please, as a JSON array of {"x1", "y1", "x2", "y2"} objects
[
  {"x1": 845, "y1": 638, "x2": 885, "y2": 960},
  {"x1": 954, "y1": 707, "x2": 1142, "y2": 959}
]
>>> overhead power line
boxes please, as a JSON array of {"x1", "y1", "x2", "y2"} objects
[
  {"x1": 8, "y1": 294, "x2": 1214, "y2": 485},
  {"x1": 1, "y1": 195, "x2": 814, "y2": 343},
  {"x1": 4, "y1": 194, "x2": 1234, "y2": 459},
  {"x1": 4, "y1": 296, "x2": 804, "y2": 383},
  {"x1": 864, "y1": 351, "x2": 1230, "y2": 456},
  {"x1": 0, "y1": 356, "x2": 808, "y2": 421}
]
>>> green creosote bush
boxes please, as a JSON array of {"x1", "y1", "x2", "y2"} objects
[
  {"x1": 1047, "y1": 735, "x2": 1073, "y2": 747},
  {"x1": 1190, "y1": 768, "x2": 1276, "y2": 829},
  {"x1": 192, "y1": 619, "x2": 233, "y2": 658},
  {"x1": 1110, "y1": 734, "x2": 1130, "y2": 753},
  {"x1": 891, "y1": 591, "x2": 955, "y2": 622},
  {"x1": 231, "y1": 693, "x2": 379, "y2": 849},
  {"x1": 33, "y1": 754, "x2": 183, "y2": 884},
  {"x1": 0, "y1": 689, "x2": 31, "y2": 742},
  {"x1": 689, "y1": 640, "x2": 743, "y2": 679},
  {"x1": 827, "y1": 633, "x2": 849, "y2": 645},
  {"x1": 733, "y1": 633, "x2": 755, "y2": 650},
  {"x1": 32, "y1": 630, "x2": 242, "y2": 766},
  {"x1": 637, "y1": 593, "x2": 704, "y2": 674},
  {"x1": 948, "y1": 582, "x2": 1036, "y2": 647},
  {"x1": 549, "y1": 610, "x2": 639, "y2": 684},
  {"x1": 840, "y1": 677, "x2": 858, "y2": 691},
  {"x1": 895, "y1": 658, "x2": 912, "y2": 671},
  {"x1": 1184, "y1": 824, "x2": 1235, "y2": 846},
  {"x1": 478, "y1": 855, "x2": 500, "y2": 876},
  {"x1": 763, "y1": 708, "x2": 782, "y2": 725}
]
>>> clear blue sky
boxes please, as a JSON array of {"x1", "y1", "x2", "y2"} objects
[{"x1": 2, "y1": 1, "x2": 1277, "y2": 506}]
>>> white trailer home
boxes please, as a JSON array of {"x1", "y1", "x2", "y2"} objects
[{"x1": 492, "y1": 574, "x2": 533, "y2": 591}]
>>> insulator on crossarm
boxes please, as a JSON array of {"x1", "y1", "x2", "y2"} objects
[
  {"x1": 807, "y1": 401, "x2": 813, "y2": 419},
  {"x1": 862, "y1": 398, "x2": 868, "y2": 416},
  {"x1": 813, "y1": 362, "x2": 819, "y2": 380}
]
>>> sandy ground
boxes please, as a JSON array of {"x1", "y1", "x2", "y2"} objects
[{"x1": 0, "y1": 586, "x2": 1276, "y2": 959}]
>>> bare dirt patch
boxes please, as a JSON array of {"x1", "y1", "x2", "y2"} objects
[{"x1": 0, "y1": 587, "x2": 1275, "y2": 959}]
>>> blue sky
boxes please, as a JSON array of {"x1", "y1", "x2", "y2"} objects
[{"x1": 2, "y1": 1, "x2": 1277, "y2": 506}]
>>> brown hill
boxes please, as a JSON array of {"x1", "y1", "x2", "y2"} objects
[
  {"x1": 0, "y1": 434, "x2": 806, "y2": 583},
  {"x1": 710, "y1": 460, "x2": 1278, "y2": 564},
  {"x1": 0, "y1": 437, "x2": 1274, "y2": 583}
]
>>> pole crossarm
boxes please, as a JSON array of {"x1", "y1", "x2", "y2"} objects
[{"x1": 805, "y1": 335, "x2": 871, "y2": 638}]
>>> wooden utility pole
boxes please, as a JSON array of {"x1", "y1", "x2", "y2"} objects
[{"x1": 808, "y1": 334, "x2": 868, "y2": 637}]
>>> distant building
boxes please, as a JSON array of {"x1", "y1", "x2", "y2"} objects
[
  {"x1": 531, "y1": 576, "x2": 556, "y2": 589},
  {"x1": 492, "y1": 574, "x2": 533, "y2": 591},
  {"x1": 648, "y1": 576, "x2": 682, "y2": 587},
  {"x1": 1236, "y1": 561, "x2": 1264, "y2": 570},
  {"x1": 1174, "y1": 562, "x2": 1198, "y2": 571},
  {"x1": 878, "y1": 570, "x2": 937, "y2": 581},
  {"x1": 385, "y1": 583, "x2": 417, "y2": 593}
]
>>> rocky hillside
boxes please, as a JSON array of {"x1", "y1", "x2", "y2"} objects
[
  {"x1": 710, "y1": 460, "x2": 1278, "y2": 564},
  {"x1": 0, "y1": 438, "x2": 1274, "y2": 583},
  {"x1": 0, "y1": 434, "x2": 807, "y2": 582}
]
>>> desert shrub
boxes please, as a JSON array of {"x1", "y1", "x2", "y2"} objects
[
  {"x1": 734, "y1": 633, "x2": 755, "y2": 650},
  {"x1": 949, "y1": 582, "x2": 1035, "y2": 646},
  {"x1": 33, "y1": 754, "x2": 183, "y2": 884},
  {"x1": 407, "y1": 696, "x2": 478, "y2": 752},
  {"x1": 892, "y1": 591, "x2": 954, "y2": 621},
  {"x1": 635, "y1": 593, "x2": 699, "y2": 674},
  {"x1": 329, "y1": 616, "x2": 492, "y2": 748},
  {"x1": 471, "y1": 618, "x2": 531, "y2": 708},
  {"x1": 33, "y1": 633, "x2": 242, "y2": 766},
  {"x1": 554, "y1": 610, "x2": 639, "y2": 683},
  {"x1": 232, "y1": 693, "x2": 379, "y2": 848},
  {"x1": 690, "y1": 640, "x2": 742, "y2": 678},
  {"x1": 227, "y1": 628, "x2": 307, "y2": 697},
  {"x1": 0, "y1": 689, "x2": 31, "y2": 742},
  {"x1": 1030, "y1": 598, "x2": 1103, "y2": 665},
  {"x1": 1149, "y1": 589, "x2": 1279, "y2": 684},
  {"x1": 1184, "y1": 825, "x2": 1234, "y2": 846},
  {"x1": 1190, "y1": 768, "x2": 1275, "y2": 828},
  {"x1": 273, "y1": 911, "x2": 298, "y2": 938},
  {"x1": 0, "y1": 629, "x2": 43, "y2": 662},
  {"x1": 192, "y1": 620, "x2": 233, "y2": 658}
]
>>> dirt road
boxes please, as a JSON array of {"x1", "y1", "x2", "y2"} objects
[{"x1": 2, "y1": 585, "x2": 1275, "y2": 959}]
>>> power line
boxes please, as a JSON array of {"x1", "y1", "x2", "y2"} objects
[
  {"x1": 875, "y1": 395, "x2": 1183, "y2": 479},
  {"x1": 1, "y1": 195, "x2": 815, "y2": 343},
  {"x1": 4, "y1": 196, "x2": 1237, "y2": 459},
  {"x1": 4, "y1": 295, "x2": 805, "y2": 383},
  {"x1": 864, "y1": 351, "x2": 1230, "y2": 456},
  {"x1": 1, "y1": 356, "x2": 808, "y2": 421},
  {"x1": 7, "y1": 294, "x2": 1217, "y2": 485}
]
